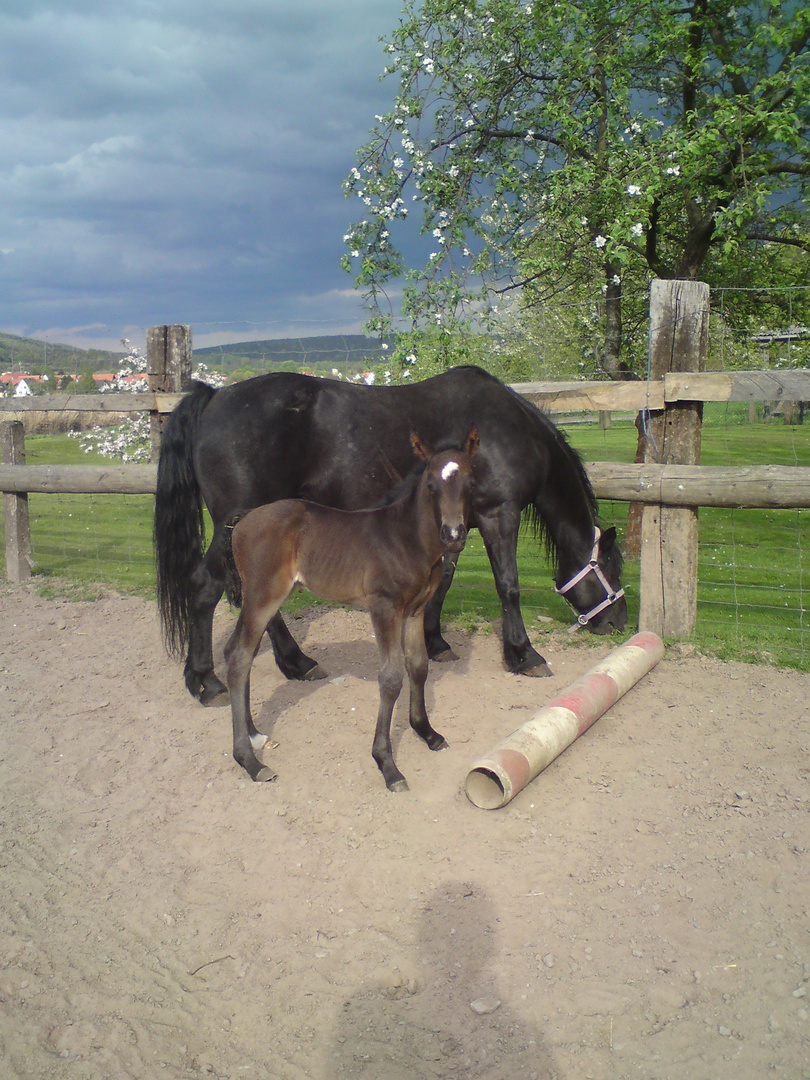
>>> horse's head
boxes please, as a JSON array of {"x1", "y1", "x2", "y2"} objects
[
  {"x1": 555, "y1": 525, "x2": 627, "y2": 634},
  {"x1": 412, "y1": 425, "x2": 479, "y2": 554}
]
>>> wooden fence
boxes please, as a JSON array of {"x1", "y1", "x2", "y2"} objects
[{"x1": 2, "y1": 283, "x2": 810, "y2": 641}]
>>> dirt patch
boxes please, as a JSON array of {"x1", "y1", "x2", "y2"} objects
[{"x1": 1, "y1": 582, "x2": 808, "y2": 1079}]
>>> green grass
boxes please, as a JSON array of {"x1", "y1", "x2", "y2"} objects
[
  {"x1": 2, "y1": 417, "x2": 809, "y2": 671},
  {"x1": 564, "y1": 407, "x2": 810, "y2": 669}
]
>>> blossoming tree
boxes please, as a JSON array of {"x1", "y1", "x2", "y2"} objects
[
  {"x1": 73, "y1": 340, "x2": 227, "y2": 463},
  {"x1": 343, "y1": 0, "x2": 809, "y2": 379}
]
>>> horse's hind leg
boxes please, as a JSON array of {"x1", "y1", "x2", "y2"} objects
[
  {"x1": 423, "y1": 553, "x2": 460, "y2": 662},
  {"x1": 369, "y1": 607, "x2": 408, "y2": 792},
  {"x1": 403, "y1": 614, "x2": 447, "y2": 752},
  {"x1": 265, "y1": 612, "x2": 328, "y2": 682},
  {"x1": 226, "y1": 607, "x2": 278, "y2": 783},
  {"x1": 184, "y1": 532, "x2": 230, "y2": 706}
]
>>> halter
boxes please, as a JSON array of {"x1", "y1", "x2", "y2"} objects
[{"x1": 555, "y1": 526, "x2": 625, "y2": 633}]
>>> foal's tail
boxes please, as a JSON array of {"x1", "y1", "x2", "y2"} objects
[
  {"x1": 154, "y1": 381, "x2": 217, "y2": 658},
  {"x1": 222, "y1": 512, "x2": 249, "y2": 609}
]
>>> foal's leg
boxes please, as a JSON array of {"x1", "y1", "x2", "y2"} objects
[
  {"x1": 423, "y1": 553, "x2": 460, "y2": 662},
  {"x1": 403, "y1": 614, "x2": 447, "y2": 751},
  {"x1": 225, "y1": 601, "x2": 282, "y2": 782},
  {"x1": 477, "y1": 504, "x2": 552, "y2": 677},
  {"x1": 369, "y1": 606, "x2": 408, "y2": 792}
]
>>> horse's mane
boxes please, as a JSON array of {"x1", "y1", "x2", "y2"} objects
[
  {"x1": 370, "y1": 461, "x2": 426, "y2": 509},
  {"x1": 514, "y1": 390, "x2": 599, "y2": 572}
]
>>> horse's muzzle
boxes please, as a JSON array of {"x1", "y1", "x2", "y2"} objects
[
  {"x1": 441, "y1": 523, "x2": 468, "y2": 553},
  {"x1": 588, "y1": 594, "x2": 628, "y2": 634}
]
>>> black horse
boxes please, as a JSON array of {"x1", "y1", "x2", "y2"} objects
[{"x1": 154, "y1": 365, "x2": 627, "y2": 706}]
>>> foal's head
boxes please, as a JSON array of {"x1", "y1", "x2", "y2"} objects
[{"x1": 411, "y1": 426, "x2": 479, "y2": 554}]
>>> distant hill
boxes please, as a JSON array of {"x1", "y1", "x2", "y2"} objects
[
  {"x1": 0, "y1": 330, "x2": 118, "y2": 374},
  {"x1": 0, "y1": 329, "x2": 393, "y2": 380},
  {"x1": 195, "y1": 334, "x2": 393, "y2": 375}
]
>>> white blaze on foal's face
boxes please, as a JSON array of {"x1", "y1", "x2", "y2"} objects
[{"x1": 441, "y1": 461, "x2": 460, "y2": 482}]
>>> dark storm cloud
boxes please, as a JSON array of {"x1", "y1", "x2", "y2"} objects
[{"x1": 0, "y1": 0, "x2": 405, "y2": 348}]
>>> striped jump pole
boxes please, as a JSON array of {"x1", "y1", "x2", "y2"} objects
[{"x1": 465, "y1": 631, "x2": 665, "y2": 810}]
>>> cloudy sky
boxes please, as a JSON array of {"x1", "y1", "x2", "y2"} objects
[{"x1": 0, "y1": 0, "x2": 410, "y2": 350}]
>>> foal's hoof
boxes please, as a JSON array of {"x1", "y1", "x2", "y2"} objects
[
  {"x1": 387, "y1": 778, "x2": 410, "y2": 793},
  {"x1": 254, "y1": 766, "x2": 278, "y2": 783},
  {"x1": 302, "y1": 663, "x2": 328, "y2": 682}
]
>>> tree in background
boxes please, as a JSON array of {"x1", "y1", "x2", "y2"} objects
[
  {"x1": 343, "y1": 0, "x2": 809, "y2": 379},
  {"x1": 75, "y1": 367, "x2": 98, "y2": 394}
]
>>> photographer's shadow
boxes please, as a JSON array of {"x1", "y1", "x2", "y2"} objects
[{"x1": 326, "y1": 880, "x2": 557, "y2": 1079}]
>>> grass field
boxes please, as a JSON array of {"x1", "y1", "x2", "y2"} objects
[{"x1": 2, "y1": 403, "x2": 809, "y2": 670}]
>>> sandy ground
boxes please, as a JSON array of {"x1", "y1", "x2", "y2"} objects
[{"x1": 1, "y1": 581, "x2": 809, "y2": 1080}]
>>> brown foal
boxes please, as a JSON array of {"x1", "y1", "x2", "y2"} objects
[{"x1": 224, "y1": 427, "x2": 479, "y2": 791}]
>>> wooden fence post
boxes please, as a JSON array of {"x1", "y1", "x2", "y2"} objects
[
  {"x1": 147, "y1": 325, "x2": 192, "y2": 461},
  {"x1": 639, "y1": 279, "x2": 710, "y2": 638},
  {"x1": 1, "y1": 421, "x2": 32, "y2": 582}
]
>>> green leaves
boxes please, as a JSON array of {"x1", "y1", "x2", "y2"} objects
[{"x1": 343, "y1": 0, "x2": 809, "y2": 378}]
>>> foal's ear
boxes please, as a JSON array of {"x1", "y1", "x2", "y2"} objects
[
  {"x1": 464, "y1": 424, "x2": 480, "y2": 458},
  {"x1": 411, "y1": 430, "x2": 435, "y2": 461}
]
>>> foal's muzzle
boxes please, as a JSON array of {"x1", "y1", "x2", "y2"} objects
[{"x1": 440, "y1": 523, "x2": 468, "y2": 553}]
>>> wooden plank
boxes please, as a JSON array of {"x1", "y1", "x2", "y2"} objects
[
  {"x1": 587, "y1": 463, "x2": 810, "y2": 508},
  {"x1": 513, "y1": 380, "x2": 664, "y2": 412},
  {"x1": 0, "y1": 392, "x2": 185, "y2": 416},
  {"x1": 0, "y1": 393, "x2": 155, "y2": 414},
  {"x1": 2, "y1": 459, "x2": 808, "y2": 507},
  {"x1": 0, "y1": 464, "x2": 157, "y2": 495},
  {"x1": 665, "y1": 369, "x2": 810, "y2": 403},
  {"x1": 1, "y1": 422, "x2": 32, "y2": 581}
]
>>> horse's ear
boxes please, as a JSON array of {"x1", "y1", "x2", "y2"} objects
[
  {"x1": 464, "y1": 424, "x2": 480, "y2": 458},
  {"x1": 600, "y1": 525, "x2": 617, "y2": 549},
  {"x1": 411, "y1": 430, "x2": 434, "y2": 461}
]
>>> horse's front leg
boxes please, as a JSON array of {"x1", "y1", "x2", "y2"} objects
[
  {"x1": 403, "y1": 614, "x2": 447, "y2": 751},
  {"x1": 265, "y1": 612, "x2": 328, "y2": 682},
  {"x1": 477, "y1": 505, "x2": 552, "y2": 677},
  {"x1": 423, "y1": 553, "x2": 459, "y2": 662},
  {"x1": 225, "y1": 613, "x2": 276, "y2": 783},
  {"x1": 369, "y1": 607, "x2": 408, "y2": 792}
]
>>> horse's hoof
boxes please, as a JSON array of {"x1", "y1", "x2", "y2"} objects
[
  {"x1": 429, "y1": 736, "x2": 449, "y2": 752},
  {"x1": 254, "y1": 766, "x2": 278, "y2": 783},
  {"x1": 387, "y1": 778, "x2": 409, "y2": 793},
  {"x1": 431, "y1": 648, "x2": 459, "y2": 663},
  {"x1": 302, "y1": 664, "x2": 328, "y2": 682},
  {"x1": 518, "y1": 660, "x2": 553, "y2": 678}
]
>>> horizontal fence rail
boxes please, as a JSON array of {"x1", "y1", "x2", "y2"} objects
[
  {"x1": 2, "y1": 461, "x2": 810, "y2": 508},
  {"x1": 2, "y1": 366, "x2": 810, "y2": 420}
]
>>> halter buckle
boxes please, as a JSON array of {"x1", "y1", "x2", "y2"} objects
[{"x1": 555, "y1": 526, "x2": 625, "y2": 632}]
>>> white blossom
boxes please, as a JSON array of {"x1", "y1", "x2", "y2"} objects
[
  {"x1": 594, "y1": 235, "x2": 607, "y2": 249},
  {"x1": 631, "y1": 222, "x2": 644, "y2": 237},
  {"x1": 627, "y1": 184, "x2": 642, "y2": 196}
]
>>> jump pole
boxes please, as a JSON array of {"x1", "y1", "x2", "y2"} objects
[{"x1": 465, "y1": 631, "x2": 665, "y2": 810}]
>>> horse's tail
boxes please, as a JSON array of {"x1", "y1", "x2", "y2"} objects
[
  {"x1": 154, "y1": 381, "x2": 217, "y2": 658},
  {"x1": 222, "y1": 512, "x2": 249, "y2": 609}
]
